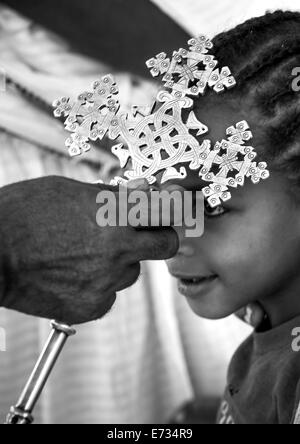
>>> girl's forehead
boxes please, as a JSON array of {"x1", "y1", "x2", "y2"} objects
[
  {"x1": 165, "y1": 102, "x2": 251, "y2": 191},
  {"x1": 169, "y1": 170, "x2": 206, "y2": 190},
  {"x1": 166, "y1": 168, "x2": 289, "y2": 206},
  {"x1": 193, "y1": 98, "x2": 250, "y2": 146},
  {"x1": 162, "y1": 97, "x2": 269, "y2": 200},
  {"x1": 164, "y1": 168, "x2": 214, "y2": 192}
]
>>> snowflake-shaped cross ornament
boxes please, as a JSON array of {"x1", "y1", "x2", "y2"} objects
[{"x1": 53, "y1": 35, "x2": 270, "y2": 207}]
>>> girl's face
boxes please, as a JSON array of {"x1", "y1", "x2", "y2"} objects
[{"x1": 166, "y1": 101, "x2": 300, "y2": 326}]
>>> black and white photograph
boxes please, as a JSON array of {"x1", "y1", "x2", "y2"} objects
[{"x1": 0, "y1": 0, "x2": 300, "y2": 428}]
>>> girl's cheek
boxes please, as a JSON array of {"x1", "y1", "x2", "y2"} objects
[{"x1": 206, "y1": 232, "x2": 252, "y2": 272}]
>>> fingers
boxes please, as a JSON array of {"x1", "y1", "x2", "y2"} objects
[
  {"x1": 82, "y1": 292, "x2": 117, "y2": 324},
  {"x1": 133, "y1": 227, "x2": 179, "y2": 261},
  {"x1": 116, "y1": 263, "x2": 141, "y2": 291}
]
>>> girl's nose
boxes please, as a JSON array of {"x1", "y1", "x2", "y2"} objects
[{"x1": 174, "y1": 227, "x2": 196, "y2": 257}]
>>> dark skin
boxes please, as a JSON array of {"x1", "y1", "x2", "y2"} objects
[
  {"x1": 0, "y1": 176, "x2": 179, "y2": 325},
  {"x1": 166, "y1": 99, "x2": 300, "y2": 328}
]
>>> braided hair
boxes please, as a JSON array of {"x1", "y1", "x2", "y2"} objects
[{"x1": 209, "y1": 10, "x2": 300, "y2": 189}]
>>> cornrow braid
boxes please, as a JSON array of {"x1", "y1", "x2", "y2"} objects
[
  {"x1": 256, "y1": 70, "x2": 299, "y2": 117},
  {"x1": 212, "y1": 10, "x2": 300, "y2": 50},
  {"x1": 208, "y1": 10, "x2": 300, "y2": 191},
  {"x1": 266, "y1": 110, "x2": 300, "y2": 157},
  {"x1": 237, "y1": 39, "x2": 300, "y2": 84}
]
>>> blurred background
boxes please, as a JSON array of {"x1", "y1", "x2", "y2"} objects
[{"x1": 0, "y1": 0, "x2": 298, "y2": 424}]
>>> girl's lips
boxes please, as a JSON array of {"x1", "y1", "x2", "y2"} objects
[{"x1": 177, "y1": 275, "x2": 218, "y2": 298}]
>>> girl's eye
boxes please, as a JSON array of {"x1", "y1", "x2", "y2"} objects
[{"x1": 204, "y1": 200, "x2": 228, "y2": 218}]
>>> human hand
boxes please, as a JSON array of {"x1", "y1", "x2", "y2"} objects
[{"x1": 0, "y1": 176, "x2": 179, "y2": 324}]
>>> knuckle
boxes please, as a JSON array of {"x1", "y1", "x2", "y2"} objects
[
  {"x1": 117, "y1": 263, "x2": 141, "y2": 291},
  {"x1": 126, "y1": 263, "x2": 141, "y2": 286},
  {"x1": 97, "y1": 292, "x2": 117, "y2": 317},
  {"x1": 90, "y1": 292, "x2": 117, "y2": 322},
  {"x1": 131, "y1": 262, "x2": 141, "y2": 282}
]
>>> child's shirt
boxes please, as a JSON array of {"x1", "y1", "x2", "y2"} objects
[{"x1": 217, "y1": 315, "x2": 300, "y2": 424}]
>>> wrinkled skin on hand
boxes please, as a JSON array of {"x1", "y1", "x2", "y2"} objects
[{"x1": 0, "y1": 176, "x2": 179, "y2": 324}]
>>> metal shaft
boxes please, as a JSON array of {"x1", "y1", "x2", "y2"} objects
[{"x1": 5, "y1": 321, "x2": 76, "y2": 424}]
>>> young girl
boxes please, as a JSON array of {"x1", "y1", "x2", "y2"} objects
[{"x1": 166, "y1": 10, "x2": 300, "y2": 424}]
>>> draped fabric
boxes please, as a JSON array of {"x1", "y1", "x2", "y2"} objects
[
  {"x1": 1, "y1": 0, "x2": 189, "y2": 78},
  {"x1": 0, "y1": 3, "x2": 258, "y2": 424},
  {"x1": 150, "y1": 0, "x2": 300, "y2": 36}
]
